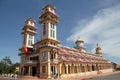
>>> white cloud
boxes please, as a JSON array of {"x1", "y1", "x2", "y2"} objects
[{"x1": 67, "y1": 4, "x2": 120, "y2": 63}]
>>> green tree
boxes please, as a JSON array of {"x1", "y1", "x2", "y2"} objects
[
  {"x1": 13, "y1": 62, "x2": 20, "y2": 74},
  {"x1": 1, "y1": 56, "x2": 12, "y2": 66},
  {"x1": 0, "y1": 61, "x2": 5, "y2": 74},
  {"x1": 1, "y1": 56, "x2": 12, "y2": 74},
  {"x1": 0, "y1": 56, "x2": 20, "y2": 74}
]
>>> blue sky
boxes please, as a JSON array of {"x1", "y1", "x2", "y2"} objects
[{"x1": 0, "y1": 0, "x2": 120, "y2": 64}]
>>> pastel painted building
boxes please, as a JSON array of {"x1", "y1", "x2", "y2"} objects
[{"x1": 19, "y1": 4, "x2": 113, "y2": 79}]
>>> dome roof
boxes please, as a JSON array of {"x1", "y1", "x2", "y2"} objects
[
  {"x1": 96, "y1": 44, "x2": 101, "y2": 50},
  {"x1": 75, "y1": 37, "x2": 84, "y2": 44}
]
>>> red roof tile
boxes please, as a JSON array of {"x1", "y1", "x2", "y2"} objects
[{"x1": 50, "y1": 45, "x2": 110, "y2": 64}]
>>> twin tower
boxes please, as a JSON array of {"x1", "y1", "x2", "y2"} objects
[
  {"x1": 21, "y1": 4, "x2": 102, "y2": 56},
  {"x1": 22, "y1": 4, "x2": 59, "y2": 48}
]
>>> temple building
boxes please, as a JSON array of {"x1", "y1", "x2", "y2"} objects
[{"x1": 19, "y1": 4, "x2": 113, "y2": 79}]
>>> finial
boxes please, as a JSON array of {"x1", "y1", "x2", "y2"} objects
[
  {"x1": 77, "y1": 36, "x2": 80, "y2": 39},
  {"x1": 29, "y1": 17, "x2": 32, "y2": 19},
  {"x1": 47, "y1": 3, "x2": 51, "y2": 6},
  {"x1": 25, "y1": 17, "x2": 35, "y2": 23},
  {"x1": 75, "y1": 36, "x2": 84, "y2": 44},
  {"x1": 96, "y1": 43, "x2": 101, "y2": 50},
  {"x1": 96, "y1": 43, "x2": 99, "y2": 47},
  {"x1": 77, "y1": 36, "x2": 83, "y2": 41},
  {"x1": 42, "y1": 3, "x2": 56, "y2": 10}
]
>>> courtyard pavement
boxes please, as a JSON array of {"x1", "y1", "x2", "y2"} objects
[
  {"x1": 0, "y1": 71, "x2": 120, "y2": 80},
  {"x1": 86, "y1": 72, "x2": 120, "y2": 80}
]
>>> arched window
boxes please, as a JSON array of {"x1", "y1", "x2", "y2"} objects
[
  {"x1": 43, "y1": 23, "x2": 46, "y2": 36},
  {"x1": 50, "y1": 22, "x2": 55, "y2": 38},
  {"x1": 28, "y1": 34, "x2": 33, "y2": 46}
]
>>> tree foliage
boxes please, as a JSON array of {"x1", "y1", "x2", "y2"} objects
[
  {"x1": 0, "y1": 56, "x2": 20, "y2": 74},
  {"x1": 1, "y1": 56, "x2": 12, "y2": 65}
]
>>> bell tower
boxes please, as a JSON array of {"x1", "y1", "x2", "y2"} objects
[
  {"x1": 39, "y1": 4, "x2": 60, "y2": 46},
  {"x1": 22, "y1": 17, "x2": 37, "y2": 48},
  {"x1": 95, "y1": 44, "x2": 102, "y2": 57}
]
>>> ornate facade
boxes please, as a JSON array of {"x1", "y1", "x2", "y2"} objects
[{"x1": 19, "y1": 4, "x2": 113, "y2": 79}]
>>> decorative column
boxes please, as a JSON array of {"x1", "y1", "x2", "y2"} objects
[
  {"x1": 71, "y1": 64, "x2": 73, "y2": 73},
  {"x1": 103, "y1": 64, "x2": 105, "y2": 69},
  {"x1": 73, "y1": 64, "x2": 75, "y2": 73},
  {"x1": 84, "y1": 64, "x2": 87, "y2": 72},
  {"x1": 96, "y1": 64, "x2": 98, "y2": 71},
  {"x1": 98, "y1": 64, "x2": 100, "y2": 71},
  {"x1": 48, "y1": 51, "x2": 51, "y2": 78},
  {"x1": 29, "y1": 66, "x2": 31, "y2": 76},
  {"x1": 90, "y1": 64, "x2": 92, "y2": 72},
  {"x1": 55, "y1": 53, "x2": 58, "y2": 59},
  {"x1": 76, "y1": 64, "x2": 79, "y2": 73},
  {"x1": 77, "y1": 64, "x2": 80, "y2": 73},
  {"x1": 55, "y1": 65, "x2": 57, "y2": 74},
  {"x1": 86, "y1": 64, "x2": 88, "y2": 72},
  {"x1": 82, "y1": 64, "x2": 84, "y2": 72},
  {"x1": 87, "y1": 64, "x2": 90, "y2": 72},
  {"x1": 65, "y1": 64, "x2": 68, "y2": 74},
  {"x1": 21, "y1": 66, "x2": 24, "y2": 75},
  {"x1": 59, "y1": 64, "x2": 62, "y2": 75},
  {"x1": 94, "y1": 64, "x2": 97, "y2": 71},
  {"x1": 79, "y1": 64, "x2": 82, "y2": 73},
  {"x1": 69, "y1": 64, "x2": 72, "y2": 74},
  {"x1": 23, "y1": 66, "x2": 25, "y2": 75},
  {"x1": 102, "y1": 64, "x2": 104, "y2": 69}
]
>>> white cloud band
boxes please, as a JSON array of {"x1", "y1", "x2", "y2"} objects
[{"x1": 67, "y1": 4, "x2": 120, "y2": 64}]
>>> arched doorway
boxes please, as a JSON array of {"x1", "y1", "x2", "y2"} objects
[{"x1": 92, "y1": 65, "x2": 95, "y2": 71}]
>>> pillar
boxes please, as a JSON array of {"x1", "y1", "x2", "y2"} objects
[
  {"x1": 55, "y1": 53, "x2": 58, "y2": 58},
  {"x1": 77, "y1": 64, "x2": 80, "y2": 73},
  {"x1": 48, "y1": 51, "x2": 51, "y2": 78},
  {"x1": 94, "y1": 64, "x2": 97, "y2": 71},
  {"x1": 69, "y1": 64, "x2": 72, "y2": 74},
  {"x1": 65, "y1": 64, "x2": 68, "y2": 74},
  {"x1": 79, "y1": 64, "x2": 82, "y2": 73},
  {"x1": 55, "y1": 65, "x2": 57, "y2": 74},
  {"x1": 87, "y1": 64, "x2": 90, "y2": 72},
  {"x1": 71, "y1": 64, "x2": 74, "y2": 73},
  {"x1": 90, "y1": 65, "x2": 92, "y2": 72},
  {"x1": 86, "y1": 64, "x2": 88, "y2": 72},
  {"x1": 73, "y1": 64, "x2": 75, "y2": 73},
  {"x1": 59, "y1": 64, "x2": 62, "y2": 74},
  {"x1": 84, "y1": 64, "x2": 87, "y2": 72},
  {"x1": 21, "y1": 66, "x2": 24, "y2": 75},
  {"x1": 96, "y1": 64, "x2": 98, "y2": 71},
  {"x1": 76, "y1": 64, "x2": 79, "y2": 73},
  {"x1": 98, "y1": 64, "x2": 100, "y2": 71},
  {"x1": 23, "y1": 66, "x2": 25, "y2": 75},
  {"x1": 29, "y1": 66, "x2": 31, "y2": 76}
]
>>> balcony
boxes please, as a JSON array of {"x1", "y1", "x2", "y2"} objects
[
  {"x1": 23, "y1": 60, "x2": 39, "y2": 65},
  {"x1": 51, "y1": 58, "x2": 59, "y2": 63}
]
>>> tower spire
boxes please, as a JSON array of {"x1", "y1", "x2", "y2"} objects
[
  {"x1": 96, "y1": 43, "x2": 99, "y2": 47},
  {"x1": 75, "y1": 37, "x2": 86, "y2": 52},
  {"x1": 95, "y1": 43, "x2": 102, "y2": 57},
  {"x1": 39, "y1": 4, "x2": 60, "y2": 46},
  {"x1": 22, "y1": 17, "x2": 37, "y2": 48}
]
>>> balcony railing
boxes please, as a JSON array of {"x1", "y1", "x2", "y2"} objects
[
  {"x1": 22, "y1": 60, "x2": 39, "y2": 64},
  {"x1": 51, "y1": 58, "x2": 59, "y2": 62}
]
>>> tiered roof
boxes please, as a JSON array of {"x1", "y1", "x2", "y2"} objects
[{"x1": 51, "y1": 45, "x2": 110, "y2": 64}]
